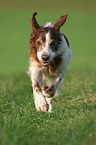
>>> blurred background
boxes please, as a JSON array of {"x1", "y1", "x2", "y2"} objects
[{"x1": 0, "y1": 0, "x2": 96, "y2": 75}]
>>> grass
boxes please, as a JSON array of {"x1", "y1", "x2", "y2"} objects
[
  {"x1": 0, "y1": 0, "x2": 96, "y2": 144},
  {"x1": 0, "y1": 71, "x2": 96, "y2": 145}
]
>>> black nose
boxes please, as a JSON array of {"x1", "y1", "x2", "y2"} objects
[{"x1": 41, "y1": 55, "x2": 49, "y2": 61}]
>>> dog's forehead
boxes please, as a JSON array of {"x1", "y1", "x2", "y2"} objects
[{"x1": 34, "y1": 27, "x2": 59, "y2": 41}]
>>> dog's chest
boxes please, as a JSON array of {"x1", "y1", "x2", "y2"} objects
[{"x1": 42, "y1": 68, "x2": 56, "y2": 86}]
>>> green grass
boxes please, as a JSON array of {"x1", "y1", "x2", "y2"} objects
[
  {"x1": 0, "y1": 71, "x2": 96, "y2": 145},
  {"x1": 0, "y1": 0, "x2": 96, "y2": 144}
]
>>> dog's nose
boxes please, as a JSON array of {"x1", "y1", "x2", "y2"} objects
[{"x1": 41, "y1": 55, "x2": 49, "y2": 61}]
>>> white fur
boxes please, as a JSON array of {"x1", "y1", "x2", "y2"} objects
[
  {"x1": 34, "y1": 91, "x2": 48, "y2": 112},
  {"x1": 42, "y1": 22, "x2": 53, "y2": 27},
  {"x1": 29, "y1": 22, "x2": 72, "y2": 112},
  {"x1": 37, "y1": 32, "x2": 55, "y2": 63}
]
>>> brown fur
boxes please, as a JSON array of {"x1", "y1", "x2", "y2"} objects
[
  {"x1": 30, "y1": 35, "x2": 37, "y2": 60},
  {"x1": 54, "y1": 14, "x2": 68, "y2": 30},
  {"x1": 30, "y1": 26, "x2": 62, "y2": 73},
  {"x1": 29, "y1": 27, "x2": 62, "y2": 60},
  {"x1": 42, "y1": 85, "x2": 55, "y2": 97},
  {"x1": 31, "y1": 12, "x2": 40, "y2": 31},
  {"x1": 34, "y1": 82, "x2": 40, "y2": 92},
  {"x1": 49, "y1": 55, "x2": 62, "y2": 73},
  {"x1": 29, "y1": 12, "x2": 72, "y2": 112}
]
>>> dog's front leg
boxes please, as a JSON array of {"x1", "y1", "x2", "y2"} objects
[
  {"x1": 31, "y1": 66, "x2": 48, "y2": 112},
  {"x1": 33, "y1": 81, "x2": 48, "y2": 112},
  {"x1": 42, "y1": 74, "x2": 64, "y2": 112},
  {"x1": 42, "y1": 74, "x2": 64, "y2": 97},
  {"x1": 42, "y1": 85, "x2": 55, "y2": 112},
  {"x1": 55, "y1": 75, "x2": 64, "y2": 91}
]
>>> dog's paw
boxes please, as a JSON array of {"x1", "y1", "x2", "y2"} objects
[
  {"x1": 34, "y1": 92, "x2": 48, "y2": 112},
  {"x1": 42, "y1": 85, "x2": 55, "y2": 97}
]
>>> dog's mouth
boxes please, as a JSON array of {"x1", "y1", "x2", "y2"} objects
[{"x1": 41, "y1": 61, "x2": 50, "y2": 67}]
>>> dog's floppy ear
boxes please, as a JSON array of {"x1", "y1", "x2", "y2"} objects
[
  {"x1": 54, "y1": 14, "x2": 68, "y2": 30},
  {"x1": 31, "y1": 12, "x2": 40, "y2": 31}
]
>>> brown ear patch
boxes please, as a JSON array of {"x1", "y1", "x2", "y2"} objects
[
  {"x1": 29, "y1": 32, "x2": 39, "y2": 62},
  {"x1": 54, "y1": 14, "x2": 68, "y2": 30},
  {"x1": 31, "y1": 12, "x2": 40, "y2": 31}
]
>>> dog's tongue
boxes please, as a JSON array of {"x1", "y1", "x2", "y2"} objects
[{"x1": 41, "y1": 62, "x2": 49, "y2": 67}]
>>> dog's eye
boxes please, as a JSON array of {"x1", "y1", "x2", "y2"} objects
[
  {"x1": 50, "y1": 40, "x2": 56, "y2": 47},
  {"x1": 36, "y1": 41, "x2": 41, "y2": 45}
]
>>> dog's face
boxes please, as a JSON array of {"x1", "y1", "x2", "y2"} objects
[
  {"x1": 30, "y1": 12, "x2": 67, "y2": 67},
  {"x1": 32, "y1": 27, "x2": 61, "y2": 67}
]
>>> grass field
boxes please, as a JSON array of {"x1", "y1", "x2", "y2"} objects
[{"x1": 0, "y1": 0, "x2": 96, "y2": 145}]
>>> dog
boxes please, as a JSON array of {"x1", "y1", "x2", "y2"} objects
[{"x1": 29, "y1": 12, "x2": 72, "y2": 112}]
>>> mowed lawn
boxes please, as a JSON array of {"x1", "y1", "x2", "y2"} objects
[{"x1": 0, "y1": 7, "x2": 96, "y2": 145}]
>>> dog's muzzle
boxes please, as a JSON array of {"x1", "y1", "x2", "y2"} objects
[{"x1": 41, "y1": 54, "x2": 50, "y2": 67}]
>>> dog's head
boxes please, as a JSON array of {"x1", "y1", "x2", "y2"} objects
[{"x1": 30, "y1": 12, "x2": 67, "y2": 67}]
